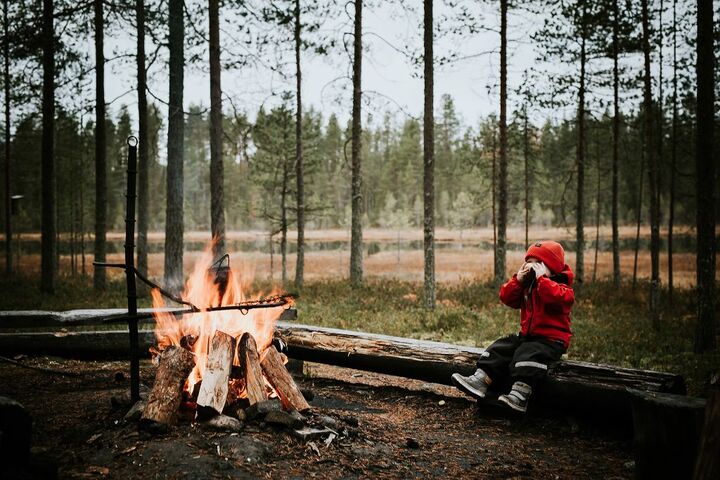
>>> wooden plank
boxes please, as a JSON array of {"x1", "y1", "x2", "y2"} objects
[
  {"x1": 238, "y1": 332, "x2": 267, "y2": 406},
  {"x1": 141, "y1": 346, "x2": 195, "y2": 425},
  {"x1": 196, "y1": 331, "x2": 235, "y2": 416},
  {"x1": 260, "y1": 346, "x2": 310, "y2": 412}
]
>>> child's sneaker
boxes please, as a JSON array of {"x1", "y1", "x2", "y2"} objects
[
  {"x1": 451, "y1": 369, "x2": 490, "y2": 399},
  {"x1": 498, "y1": 381, "x2": 532, "y2": 413}
]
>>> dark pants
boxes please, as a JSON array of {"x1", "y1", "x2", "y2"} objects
[{"x1": 476, "y1": 334, "x2": 565, "y2": 389}]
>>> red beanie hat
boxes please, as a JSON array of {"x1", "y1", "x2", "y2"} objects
[{"x1": 525, "y1": 241, "x2": 566, "y2": 274}]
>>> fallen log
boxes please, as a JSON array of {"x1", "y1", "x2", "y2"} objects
[
  {"x1": 693, "y1": 384, "x2": 720, "y2": 480},
  {"x1": 141, "y1": 346, "x2": 195, "y2": 425},
  {"x1": 238, "y1": 333, "x2": 267, "y2": 406},
  {"x1": 196, "y1": 331, "x2": 235, "y2": 416},
  {"x1": 261, "y1": 346, "x2": 310, "y2": 412},
  {"x1": 0, "y1": 308, "x2": 297, "y2": 328},
  {"x1": 0, "y1": 311, "x2": 687, "y2": 422}
]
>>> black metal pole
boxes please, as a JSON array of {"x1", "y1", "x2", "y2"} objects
[{"x1": 125, "y1": 136, "x2": 139, "y2": 401}]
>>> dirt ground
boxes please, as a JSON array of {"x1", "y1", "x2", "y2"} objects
[{"x1": 0, "y1": 357, "x2": 634, "y2": 480}]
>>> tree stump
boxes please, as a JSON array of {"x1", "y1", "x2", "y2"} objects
[
  {"x1": 141, "y1": 346, "x2": 195, "y2": 425},
  {"x1": 261, "y1": 346, "x2": 310, "y2": 412},
  {"x1": 196, "y1": 331, "x2": 235, "y2": 415},
  {"x1": 630, "y1": 389, "x2": 707, "y2": 480},
  {"x1": 238, "y1": 332, "x2": 267, "y2": 406},
  {"x1": 693, "y1": 382, "x2": 720, "y2": 480}
]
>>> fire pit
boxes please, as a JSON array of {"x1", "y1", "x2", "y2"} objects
[{"x1": 139, "y1": 249, "x2": 310, "y2": 429}]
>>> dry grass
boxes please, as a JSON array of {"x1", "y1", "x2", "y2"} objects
[{"x1": 12, "y1": 247, "x2": 715, "y2": 289}]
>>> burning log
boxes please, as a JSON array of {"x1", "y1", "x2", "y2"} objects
[
  {"x1": 261, "y1": 346, "x2": 310, "y2": 412},
  {"x1": 238, "y1": 333, "x2": 267, "y2": 406},
  {"x1": 141, "y1": 346, "x2": 195, "y2": 425},
  {"x1": 196, "y1": 331, "x2": 235, "y2": 416}
]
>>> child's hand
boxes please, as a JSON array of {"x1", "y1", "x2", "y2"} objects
[
  {"x1": 516, "y1": 263, "x2": 531, "y2": 282},
  {"x1": 530, "y1": 262, "x2": 548, "y2": 278}
]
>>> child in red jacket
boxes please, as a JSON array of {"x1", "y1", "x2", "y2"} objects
[{"x1": 451, "y1": 240, "x2": 575, "y2": 412}]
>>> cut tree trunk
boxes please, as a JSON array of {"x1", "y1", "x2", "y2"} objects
[
  {"x1": 141, "y1": 345, "x2": 195, "y2": 425},
  {"x1": 694, "y1": 389, "x2": 720, "y2": 480},
  {"x1": 261, "y1": 346, "x2": 310, "y2": 412},
  {"x1": 238, "y1": 332, "x2": 266, "y2": 406},
  {"x1": 196, "y1": 330, "x2": 234, "y2": 415},
  {"x1": 630, "y1": 389, "x2": 706, "y2": 480}
]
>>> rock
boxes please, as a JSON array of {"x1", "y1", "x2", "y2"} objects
[
  {"x1": 291, "y1": 427, "x2": 336, "y2": 441},
  {"x1": 245, "y1": 398, "x2": 282, "y2": 420},
  {"x1": 317, "y1": 415, "x2": 339, "y2": 429},
  {"x1": 0, "y1": 396, "x2": 31, "y2": 466},
  {"x1": 201, "y1": 414, "x2": 243, "y2": 433},
  {"x1": 217, "y1": 435, "x2": 273, "y2": 463},
  {"x1": 264, "y1": 410, "x2": 305, "y2": 429},
  {"x1": 124, "y1": 401, "x2": 145, "y2": 422}
]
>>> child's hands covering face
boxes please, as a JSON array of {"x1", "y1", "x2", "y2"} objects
[
  {"x1": 516, "y1": 263, "x2": 532, "y2": 282},
  {"x1": 530, "y1": 262, "x2": 548, "y2": 278}
]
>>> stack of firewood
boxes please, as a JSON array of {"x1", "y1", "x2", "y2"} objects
[{"x1": 140, "y1": 331, "x2": 309, "y2": 426}]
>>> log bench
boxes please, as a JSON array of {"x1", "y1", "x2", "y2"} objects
[{"x1": 0, "y1": 309, "x2": 686, "y2": 425}]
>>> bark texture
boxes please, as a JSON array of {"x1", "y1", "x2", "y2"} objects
[
  {"x1": 93, "y1": 0, "x2": 106, "y2": 292},
  {"x1": 575, "y1": 6, "x2": 587, "y2": 286},
  {"x1": 693, "y1": 0, "x2": 716, "y2": 352},
  {"x1": 209, "y1": 0, "x2": 225, "y2": 255},
  {"x1": 164, "y1": 0, "x2": 185, "y2": 293},
  {"x1": 611, "y1": 0, "x2": 620, "y2": 287},
  {"x1": 294, "y1": 0, "x2": 304, "y2": 288},
  {"x1": 141, "y1": 346, "x2": 195, "y2": 425},
  {"x1": 40, "y1": 0, "x2": 56, "y2": 293},
  {"x1": 3, "y1": 0, "x2": 11, "y2": 275},
  {"x1": 136, "y1": 0, "x2": 149, "y2": 279},
  {"x1": 422, "y1": 0, "x2": 435, "y2": 309},
  {"x1": 641, "y1": 0, "x2": 660, "y2": 328},
  {"x1": 349, "y1": 0, "x2": 363, "y2": 286},
  {"x1": 495, "y1": 0, "x2": 507, "y2": 284}
]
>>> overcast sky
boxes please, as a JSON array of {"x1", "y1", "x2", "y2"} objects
[{"x1": 99, "y1": 1, "x2": 544, "y2": 130}]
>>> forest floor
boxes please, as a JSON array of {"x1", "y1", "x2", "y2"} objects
[{"x1": 0, "y1": 357, "x2": 635, "y2": 479}]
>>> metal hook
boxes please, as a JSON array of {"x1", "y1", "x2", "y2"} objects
[{"x1": 127, "y1": 135, "x2": 139, "y2": 147}]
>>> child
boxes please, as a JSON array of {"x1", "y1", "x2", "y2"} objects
[{"x1": 451, "y1": 240, "x2": 575, "y2": 413}]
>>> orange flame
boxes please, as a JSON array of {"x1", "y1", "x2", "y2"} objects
[{"x1": 151, "y1": 245, "x2": 286, "y2": 393}]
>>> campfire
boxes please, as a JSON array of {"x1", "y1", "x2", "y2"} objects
[{"x1": 139, "y1": 249, "x2": 310, "y2": 429}]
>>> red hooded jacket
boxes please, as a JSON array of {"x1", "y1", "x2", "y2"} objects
[{"x1": 499, "y1": 242, "x2": 575, "y2": 348}]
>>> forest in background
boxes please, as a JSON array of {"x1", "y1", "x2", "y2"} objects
[{"x1": 0, "y1": 0, "x2": 717, "y2": 353}]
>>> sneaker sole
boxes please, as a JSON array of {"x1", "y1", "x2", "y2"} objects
[
  {"x1": 498, "y1": 395, "x2": 527, "y2": 413},
  {"x1": 451, "y1": 373, "x2": 486, "y2": 400}
]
